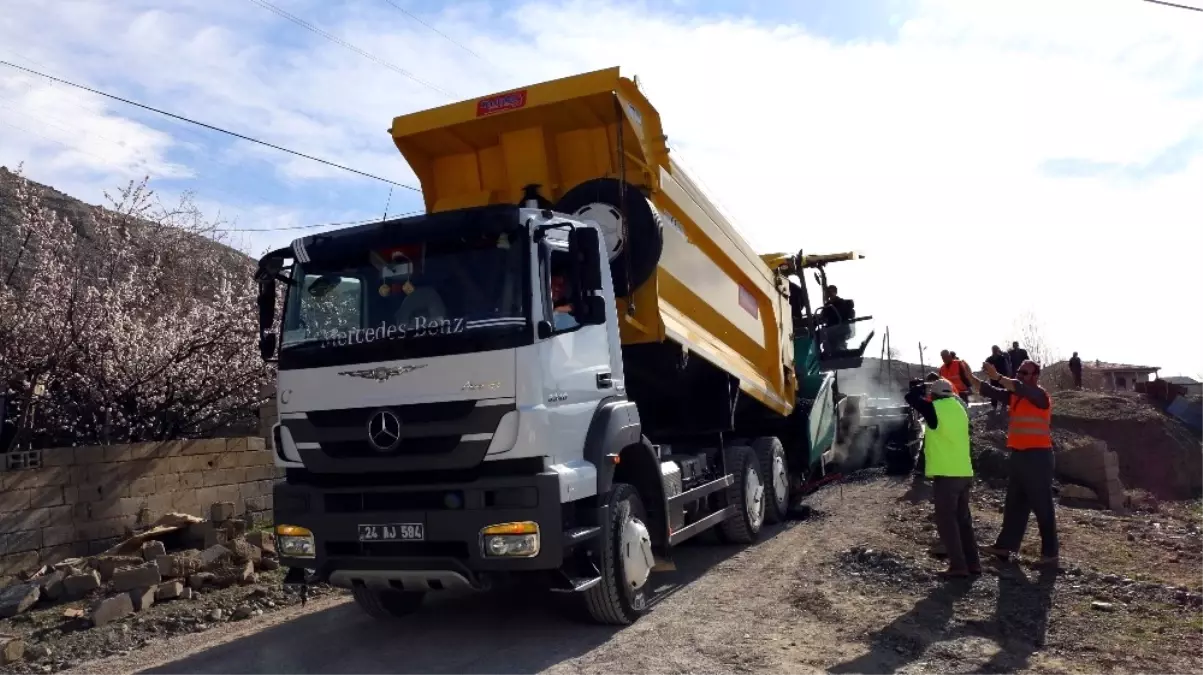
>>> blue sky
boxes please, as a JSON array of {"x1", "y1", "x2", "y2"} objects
[{"x1": 2, "y1": 0, "x2": 1201, "y2": 377}]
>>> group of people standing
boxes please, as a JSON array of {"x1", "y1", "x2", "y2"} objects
[{"x1": 904, "y1": 340, "x2": 1059, "y2": 579}]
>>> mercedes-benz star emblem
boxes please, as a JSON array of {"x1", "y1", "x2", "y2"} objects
[{"x1": 366, "y1": 410, "x2": 402, "y2": 452}]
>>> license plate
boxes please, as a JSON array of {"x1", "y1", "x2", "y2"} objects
[{"x1": 357, "y1": 523, "x2": 425, "y2": 542}]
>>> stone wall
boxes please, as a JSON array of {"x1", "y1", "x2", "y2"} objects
[{"x1": 0, "y1": 437, "x2": 282, "y2": 576}]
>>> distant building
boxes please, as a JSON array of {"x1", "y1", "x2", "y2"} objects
[
  {"x1": 1084, "y1": 360, "x2": 1161, "y2": 392},
  {"x1": 1163, "y1": 376, "x2": 1203, "y2": 397}
]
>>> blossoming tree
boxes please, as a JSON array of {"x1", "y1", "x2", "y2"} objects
[{"x1": 0, "y1": 167, "x2": 272, "y2": 449}]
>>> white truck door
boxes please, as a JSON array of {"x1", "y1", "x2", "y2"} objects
[{"x1": 536, "y1": 243, "x2": 616, "y2": 466}]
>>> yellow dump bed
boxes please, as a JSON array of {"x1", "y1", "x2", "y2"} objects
[{"x1": 389, "y1": 67, "x2": 794, "y2": 417}]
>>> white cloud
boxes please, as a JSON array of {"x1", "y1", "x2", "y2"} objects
[{"x1": 1, "y1": 0, "x2": 1200, "y2": 375}]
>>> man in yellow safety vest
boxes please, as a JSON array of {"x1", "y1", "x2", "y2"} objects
[{"x1": 905, "y1": 377, "x2": 980, "y2": 578}]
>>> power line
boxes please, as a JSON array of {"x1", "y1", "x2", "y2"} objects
[
  {"x1": 246, "y1": 0, "x2": 457, "y2": 98},
  {"x1": 212, "y1": 209, "x2": 426, "y2": 233},
  {"x1": 1141, "y1": 0, "x2": 1203, "y2": 11},
  {"x1": 379, "y1": 0, "x2": 486, "y2": 63},
  {"x1": 0, "y1": 60, "x2": 422, "y2": 192}
]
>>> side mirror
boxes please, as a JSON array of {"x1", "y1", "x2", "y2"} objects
[
  {"x1": 568, "y1": 227, "x2": 603, "y2": 292},
  {"x1": 258, "y1": 332, "x2": 278, "y2": 361},
  {"x1": 536, "y1": 321, "x2": 553, "y2": 340},
  {"x1": 257, "y1": 280, "x2": 276, "y2": 333},
  {"x1": 573, "y1": 295, "x2": 606, "y2": 326}
]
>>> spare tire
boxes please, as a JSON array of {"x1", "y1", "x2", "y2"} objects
[{"x1": 554, "y1": 178, "x2": 664, "y2": 296}]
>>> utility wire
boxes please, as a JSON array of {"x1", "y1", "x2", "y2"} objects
[
  {"x1": 1141, "y1": 0, "x2": 1203, "y2": 11},
  {"x1": 0, "y1": 60, "x2": 422, "y2": 192},
  {"x1": 213, "y1": 209, "x2": 426, "y2": 233},
  {"x1": 379, "y1": 0, "x2": 486, "y2": 62},
  {"x1": 246, "y1": 0, "x2": 456, "y2": 98}
]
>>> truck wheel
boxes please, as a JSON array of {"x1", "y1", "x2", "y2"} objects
[
  {"x1": 717, "y1": 445, "x2": 765, "y2": 545},
  {"x1": 751, "y1": 437, "x2": 789, "y2": 525},
  {"x1": 553, "y1": 178, "x2": 664, "y2": 296},
  {"x1": 581, "y1": 482, "x2": 654, "y2": 625},
  {"x1": 351, "y1": 586, "x2": 426, "y2": 619}
]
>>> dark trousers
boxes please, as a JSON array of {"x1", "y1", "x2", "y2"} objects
[
  {"x1": 933, "y1": 477, "x2": 980, "y2": 572},
  {"x1": 958, "y1": 391, "x2": 970, "y2": 404},
  {"x1": 995, "y1": 449, "x2": 1059, "y2": 558},
  {"x1": 1071, "y1": 371, "x2": 1082, "y2": 389}
]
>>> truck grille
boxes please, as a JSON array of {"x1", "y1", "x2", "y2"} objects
[{"x1": 281, "y1": 398, "x2": 515, "y2": 473}]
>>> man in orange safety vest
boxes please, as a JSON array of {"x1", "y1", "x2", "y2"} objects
[
  {"x1": 963, "y1": 359, "x2": 1058, "y2": 567},
  {"x1": 938, "y1": 350, "x2": 972, "y2": 405}
]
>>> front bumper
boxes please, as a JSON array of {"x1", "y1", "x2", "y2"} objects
[{"x1": 273, "y1": 471, "x2": 567, "y2": 590}]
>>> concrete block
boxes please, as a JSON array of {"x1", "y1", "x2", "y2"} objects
[
  {"x1": 0, "y1": 489, "x2": 31, "y2": 514},
  {"x1": 62, "y1": 570, "x2": 101, "y2": 599},
  {"x1": 154, "y1": 474, "x2": 181, "y2": 493},
  {"x1": 42, "y1": 525, "x2": 77, "y2": 547},
  {"x1": 246, "y1": 531, "x2": 275, "y2": 555},
  {"x1": 156, "y1": 580, "x2": 184, "y2": 601},
  {"x1": 29, "y1": 486, "x2": 65, "y2": 508},
  {"x1": 187, "y1": 572, "x2": 214, "y2": 589},
  {"x1": 129, "y1": 476, "x2": 157, "y2": 498},
  {"x1": 247, "y1": 437, "x2": 266, "y2": 452},
  {"x1": 89, "y1": 594, "x2": 134, "y2": 627},
  {"x1": 180, "y1": 471, "x2": 205, "y2": 490},
  {"x1": 112, "y1": 564, "x2": 162, "y2": 593},
  {"x1": 0, "y1": 530, "x2": 42, "y2": 555},
  {"x1": 95, "y1": 555, "x2": 147, "y2": 582},
  {"x1": 102, "y1": 445, "x2": 132, "y2": 463},
  {"x1": 0, "y1": 552, "x2": 39, "y2": 577},
  {"x1": 227, "y1": 438, "x2": 249, "y2": 453},
  {"x1": 199, "y1": 545, "x2": 232, "y2": 568},
  {"x1": 245, "y1": 450, "x2": 274, "y2": 467},
  {"x1": 73, "y1": 446, "x2": 106, "y2": 465},
  {"x1": 39, "y1": 569, "x2": 67, "y2": 601},
  {"x1": 129, "y1": 586, "x2": 156, "y2": 611},
  {"x1": 210, "y1": 502, "x2": 236, "y2": 523},
  {"x1": 141, "y1": 540, "x2": 167, "y2": 561},
  {"x1": 0, "y1": 508, "x2": 51, "y2": 533}
]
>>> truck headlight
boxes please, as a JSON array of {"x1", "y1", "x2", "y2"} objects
[
  {"x1": 276, "y1": 524, "x2": 316, "y2": 558},
  {"x1": 480, "y1": 521, "x2": 540, "y2": 558}
]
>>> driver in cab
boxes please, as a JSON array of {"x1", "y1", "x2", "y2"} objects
[{"x1": 550, "y1": 273, "x2": 577, "y2": 332}]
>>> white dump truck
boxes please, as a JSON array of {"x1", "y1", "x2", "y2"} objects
[{"x1": 254, "y1": 67, "x2": 881, "y2": 625}]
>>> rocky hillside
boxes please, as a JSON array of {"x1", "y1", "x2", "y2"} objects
[{"x1": 0, "y1": 166, "x2": 253, "y2": 282}]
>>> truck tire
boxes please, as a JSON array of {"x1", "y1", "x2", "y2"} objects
[
  {"x1": 581, "y1": 482, "x2": 654, "y2": 625},
  {"x1": 351, "y1": 586, "x2": 425, "y2": 619},
  {"x1": 751, "y1": 436, "x2": 789, "y2": 525},
  {"x1": 717, "y1": 445, "x2": 765, "y2": 545},
  {"x1": 553, "y1": 178, "x2": 664, "y2": 296}
]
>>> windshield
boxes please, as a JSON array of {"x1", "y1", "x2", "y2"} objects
[{"x1": 279, "y1": 229, "x2": 528, "y2": 365}]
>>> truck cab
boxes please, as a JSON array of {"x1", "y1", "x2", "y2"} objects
[{"x1": 256, "y1": 200, "x2": 768, "y2": 625}]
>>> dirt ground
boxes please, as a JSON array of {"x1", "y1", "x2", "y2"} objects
[{"x1": 10, "y1": 469, "x2": 1198, "y2": 675}]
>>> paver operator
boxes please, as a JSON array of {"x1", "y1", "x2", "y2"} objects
[
  {"x1": 964, "y1": 359, "x2": 1059, "y2": 567},
  {"x1": 905, "y1": 377, "x2": 981, "y2": 579}
]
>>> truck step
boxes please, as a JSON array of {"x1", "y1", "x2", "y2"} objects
[
  {"x1": 652, "y1": 557, "x2": 676, "y2": 572},
  {"x1": 549, "y1": 575, "x2": 602, "y2": 593},
  {"x1": 563, "y1": 526, "x2": 601, "y2": 546}
]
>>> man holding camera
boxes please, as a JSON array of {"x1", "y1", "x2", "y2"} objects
[{"x1": 905, "y1": 377, "x2": 981, "y2": 578}]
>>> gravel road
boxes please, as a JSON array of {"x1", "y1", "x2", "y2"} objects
[{"x1": 60, "y1": 471, "x2": 1202, "y2": 675}]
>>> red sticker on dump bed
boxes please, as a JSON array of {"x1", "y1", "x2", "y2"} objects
[
  {"x1": 738, "y1": 286, "x2": 758, "y2": 318},
  {"x1": 476, "y1": 89, "x2": 527, "y2": 117}
]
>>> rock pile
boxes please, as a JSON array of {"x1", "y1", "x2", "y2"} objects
[{"x1": 0, "y1": 502, "x2": 278, "y2": 664}]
